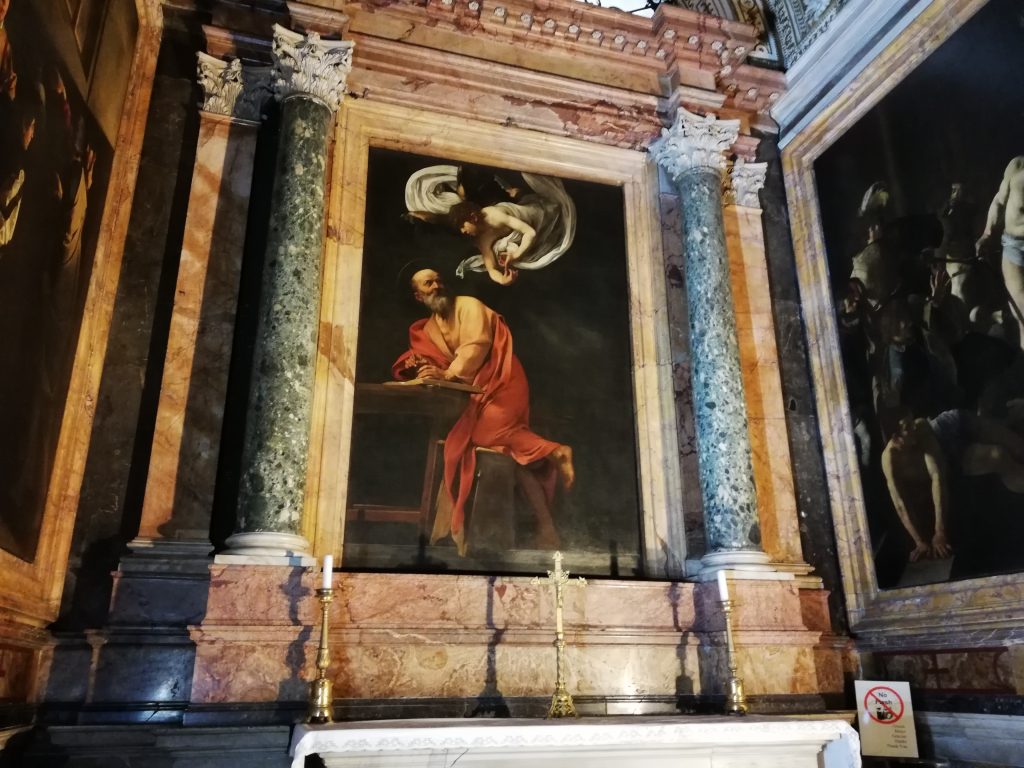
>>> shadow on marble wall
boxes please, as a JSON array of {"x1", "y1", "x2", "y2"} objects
[
  {"x1": 757, "y1": 135, "x2": 848, "y2": 634},
  {"x1": 661, "y1": 195, "x2": 706, "y2": 560},
  {"x1": 668, "y1": 581, "x2": 698, "y2": 699},
  {"x1": 211, "y1": 99, "x2": 281, "y2": 551},
  {"x1": 470, "y1": 575, "x2": 511, "y2": 717},
  {"x1": 55, "y1": 47, "x2": 200, "y2": 632},
  {"x1": 279, "y1": 568, "x2": 314, "y2": 703}
]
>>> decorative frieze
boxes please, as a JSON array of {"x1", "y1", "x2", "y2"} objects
[
  {"x1": 648, "y1": 107, "x2": 740, "y2": 178},
  {"x1": 724, "y1": 160, "x2": 768, "y2": 209},
  {"x1": 271, "y1": 24, "x2": 354, "y2": 112},
  {"x1": 196, "y1": 52, "x2": 272, "y2": 122}
]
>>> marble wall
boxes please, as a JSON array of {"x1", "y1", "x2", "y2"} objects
[
  {"x1": 56, "y1": 52, "x2": 200, "y2": 632},
  {"x1": 189, "y1": 567, "x2": 842, "y2": 707},
  {"x1": 757, "y1": 136, "x2": 847, "y2": 631}
]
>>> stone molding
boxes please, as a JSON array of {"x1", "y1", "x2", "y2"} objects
[
  {"x1": 724, "y1": 160, "x2": 768, "y2": 209},
  {"x1": 196, "y1": 52, "x2": 272, "y2": 123},
  {"x1": 218, "y1": 531, "x2": 314, "y2": 565},
  {"x1": 648, "y1": 107, "x2": 740, "y2": 179},
  {"x1": 271, "y1": 24, "x2": 354, "y2": 112}
]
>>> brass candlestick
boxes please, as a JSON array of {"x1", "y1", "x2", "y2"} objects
[
  {"x1": 307, "y1": 587, "x2": 335, "y2": 724},
  {"x1": 533, "y1": 551, "x2": 586, "y2": 718},
  {"x1": 721, "y1": 597, "x2": 748, "y2": 715}
]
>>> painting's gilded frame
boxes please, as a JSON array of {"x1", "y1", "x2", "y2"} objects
[
  {"x1": 782, "y1": 0, "x2": 1024, "y2": 640},
  {"x1": 303, "y1": 99, "x2": 685, "y2": 577},
  {"x1": 0, "y1": 1, "x2": 159, "y2": 635}
]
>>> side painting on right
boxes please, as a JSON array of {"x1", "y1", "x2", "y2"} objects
[{"x1": 815, "y1": 0, "x2": 1024, "y2": 589}]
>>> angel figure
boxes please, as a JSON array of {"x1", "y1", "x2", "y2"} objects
[{"x1": 404, "y1": 164, "x2": 576, "y2": 285}]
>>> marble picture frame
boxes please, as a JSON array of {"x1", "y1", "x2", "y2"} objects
[
  {"x1": 306, "y1": 100, "x2": 686, "y2": 579},
  {"x1": 783, "y1": 0, "x2": 1024, "y2": 641}
]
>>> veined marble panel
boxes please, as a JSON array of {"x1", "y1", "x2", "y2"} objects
[
  {"x1": 0, "y1": 644, "x2": 35, "y2": 702},
  {"x1": 190, "y1": 567, "x2": 836, "y2": 703},
  {"x1": 138, "y1": 113, "x2": 258, "y2": 539},
  {"x1": 873, "y1": 647, "x2": 1017, "y2": 695},
  {"x1": 724, "y1": 205, "x2": 803, "y2": 565}
]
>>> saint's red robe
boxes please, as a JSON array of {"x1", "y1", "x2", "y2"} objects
[{"x1": 392, "y1": 300, "x2": 558, "y2": 551}]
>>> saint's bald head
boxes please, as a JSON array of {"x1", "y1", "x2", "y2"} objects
[{"x1": 411, "y1": 268, "x2": 452, "y2": 316}]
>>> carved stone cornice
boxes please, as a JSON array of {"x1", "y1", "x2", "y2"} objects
[
  {"x1": 724, "y1": 160, "x2": 768, "y2": 208},
  {"x1": 271, "y1": 24, "x2": 354, "y2": 112},
  {"x1": 648, "y1": 107, "x2": 740, "y2": 179},
  {"x1": 196, "y1": 52, "x2": 273, "y2": 123}
]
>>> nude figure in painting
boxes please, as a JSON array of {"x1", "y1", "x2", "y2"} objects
[{"x1": 978, "y1": 156, "x2": 1024, "y2": 343}]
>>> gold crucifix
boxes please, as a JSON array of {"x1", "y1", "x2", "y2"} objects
[{"x1": 533, "y1": 551, "x2": 587, "y2": 718}]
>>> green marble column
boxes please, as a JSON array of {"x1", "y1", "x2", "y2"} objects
[
  {"x1": 650, "y1": 108, "x2": 771, "y2": 575},
  {"x1": 223, "y1": 27, "x2": 354, "y2": 561}
]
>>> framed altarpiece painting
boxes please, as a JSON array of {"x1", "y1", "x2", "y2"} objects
[
  {"x1": 304, "y1": 100, "x2": 684, "y2": 580},
  {"x1": 784, "y1": 0, "x2": 1024, "y2": 637}
]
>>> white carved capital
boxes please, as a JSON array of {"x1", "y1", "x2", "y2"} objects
[
  {"x1": 196, "y1": 53, "x2": 272, "y2": 123},
  {"x1": 648, "y1": 107, "x2": 740, "y2": 179},
  {"x1": 724, "y1": 160, "x2": 768, "y2": 209},
  {"x1": 271, "y1": 24, "x2": 354, "y2": 112}
]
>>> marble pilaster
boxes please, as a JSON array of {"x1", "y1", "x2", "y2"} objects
[
  {"x1": 68, "y1": 54, "x2": 273, "y2": 714},
  {"x1": 221, "y1": 27, "x2": 353, "y2": 561},
  {"x1": 723, "y1": 161, "x2": 806, "y2": 567},
  {"x1": 649, "y1": 108, "x2": 770, "y2": 574},
  {"x1": 135, "y1": 54, "x2": 271, "y2": 547}
]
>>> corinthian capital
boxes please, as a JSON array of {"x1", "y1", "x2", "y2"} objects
[
  {"x1": 724, "y1": 160, "x2": 768, "y2": 209},
  {"x1": 196, "y1": 53, "x2": 273, "y2": 123},
  {"x1": 648, "y1": 108, "x2": 740, "y2": 179},
  {"x1": 271, "y1": 24, "x2": 354, "y2": 112}
]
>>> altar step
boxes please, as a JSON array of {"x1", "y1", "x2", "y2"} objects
[{"x1": 16, "y1": 725, "x2": 293, "y2": 768}]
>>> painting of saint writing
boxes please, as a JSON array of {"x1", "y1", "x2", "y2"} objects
[
  {"x1": 344, "y1": 149, "x2": 641, "y2": 576},
  {"x1": 815, "y1": 0, "x2": 1024, "y2": 588}
]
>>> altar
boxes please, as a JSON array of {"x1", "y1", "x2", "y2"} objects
[{"x1": 290, "y1": 717, "x2": 860, "y2": 768}]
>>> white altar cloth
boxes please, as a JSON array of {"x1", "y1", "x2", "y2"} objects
[{"x1": 290, "y1": 716, "x2": 860, "y2": 768}]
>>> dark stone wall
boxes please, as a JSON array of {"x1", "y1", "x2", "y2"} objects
[
  {"x1": 757, "y1": 135, "x2": 849, "y2": 635},
  {"x1": 53, "y1": 45, "x2": 199, "y2": 631}
]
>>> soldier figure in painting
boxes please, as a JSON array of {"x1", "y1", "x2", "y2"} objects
[{"x1": 393, "y1": 267, "x2": 575, "y2": 554}]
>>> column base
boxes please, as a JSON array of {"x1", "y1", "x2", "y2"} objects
[
  {"x1": 699, "y1": 549, "x2": 780, "y2": 579},
  {"x1": 215, "y1": 532, "x2": 315, "y2": 566}
]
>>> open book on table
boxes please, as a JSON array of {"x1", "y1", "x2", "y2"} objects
[{"x1": 382, "y1": 378, "x2": 484, "y2": 394}]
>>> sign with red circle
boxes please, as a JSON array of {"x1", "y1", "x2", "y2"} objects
[{"x1": 863, "y1": 685, "x2": 905, "y2": 724}]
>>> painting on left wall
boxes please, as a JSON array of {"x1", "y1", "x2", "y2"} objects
[{"x1": 0, "y1": 0, "x2": 137, "y2": 561}]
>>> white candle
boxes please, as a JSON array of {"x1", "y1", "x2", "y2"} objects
[
  {"x1": 322, "y1": 555, "x2": 333, "y2": 590},
  {"x1": 716, "y1": 570, "x2": 729, "y2": 602}
]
